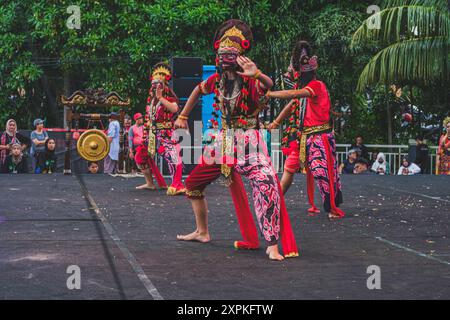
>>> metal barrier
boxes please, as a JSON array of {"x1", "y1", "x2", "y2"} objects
[
  {"x1": 335, "y1": 144, "x2": 438, "y2": 175},
  {"x1": 158, "y1": 141, "x2": 438, "y2": 176}
]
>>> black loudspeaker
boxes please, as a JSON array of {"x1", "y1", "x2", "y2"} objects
[
  {"x1": 172, "y1": 78, "x2": 203, "y2": 98},
  {"x1": 171, "y1": 57, "x2": 203, "y2": 78},
  {"x1": 166, "y1": 56, "x2": 203, "y2": 176}
]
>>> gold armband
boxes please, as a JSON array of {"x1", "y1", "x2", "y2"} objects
[{"x1": 253, "y1": 69, "x2": 262, "y2": 80}]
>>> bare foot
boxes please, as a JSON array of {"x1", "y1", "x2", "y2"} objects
[
  {"x1": 177, "y1": 230, "x2": 211, "y2": 243},
  {"x1": 266, "y1": 245, "x2": 284, "y2": 261},
  {"x1": 308, "y1": 206, "x2": 320, "y2": 217},
  {"x1": 328, "y1": 212, "x2": 342, "y2": 220},
  {"x1": 136, "y1": 184, "x2": 156, "y2": 190}
]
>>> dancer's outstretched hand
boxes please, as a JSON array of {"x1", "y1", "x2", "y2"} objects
[
  {"x1": 236, "y1": 56, "x2": 258, "y2": 78},
  {"x1": 267, "y1": 122, "x2": 279, "y2": 131},
  {"x1": 174, "y1": 118, "x2": 188, "y2": 130}
]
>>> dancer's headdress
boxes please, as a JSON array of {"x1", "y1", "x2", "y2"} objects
[
  {"x1": 213, "y1": 19, "x2": 253, "y2": 54},
  {"x1": 290, "y1": 40, "x2": 318, "y2": 73},
  {"x1": 150, "y1": 62, "x2": 172, "y2": 83},
  {"x1": 443, "y1": 116, "x2": 450, "y2": 128}
]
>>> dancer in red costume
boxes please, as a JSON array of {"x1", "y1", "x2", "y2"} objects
[
  {"x1": 174, "y1": 19, "x2": 298, "y2": 260},
  {"x1": 436, "y1": 117, "x2": 450, "y2": 175},
  {"x1": 267, "y1": 40, "x2": 345, "y2": 220},
  {"x1": 135, "y1": 62, "x2": 185, "y2": 195}
]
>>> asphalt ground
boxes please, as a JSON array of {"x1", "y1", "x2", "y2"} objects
[{"x1": 0, "y1": 173, "x2": 449, "y2": 300}]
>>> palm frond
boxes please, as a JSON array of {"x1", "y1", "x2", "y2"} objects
[
  {"x1": 384, "y1": 0, "x2": 448, "y2": 11},
  {"x1": 356, "y1": 36, "x2": 449, "y2": 91},
  {"x1": 351, "y1": 5, "x2": 450, "y2": 48}
]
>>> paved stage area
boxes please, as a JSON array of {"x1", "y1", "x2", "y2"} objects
[{"x1": 0, "y1": 173, "x2": 449, "y2": 299}]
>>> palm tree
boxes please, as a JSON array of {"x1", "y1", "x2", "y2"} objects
[{"x1": 351, "y1": 0, "x2": 449, "y2": 91}]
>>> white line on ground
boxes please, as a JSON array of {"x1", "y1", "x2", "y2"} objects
[
  {"x1": 376, "y1": 185, "x2": 450, "y2": 203},
  {"x1": 77, "y1": 177, "x2": 164, "y2": 300},
  {"x1": 375, "y1": 236, "x2": 450, "y2": 266}
]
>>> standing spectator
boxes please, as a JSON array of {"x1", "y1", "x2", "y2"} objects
[
  {"x1": 414, "y1": 135, "x2": 429, "y2": 174},
  {"x1": 0, "y1": 119, "x2": 30, "y2": 170},
  {"x1": 36, "y1": 138, "x2": 57, "y2": 173},
  {"x1": 123, "y1": 115, "x2": 132, "y2": 133},
  {"x1": 128, "y1": 113, "x2": 144, "y2": 174},
  {"x1": 339, "y1": 149, "x2": 358, "y2": 174},
  {"x1": 1, "y1": 142, "x2": 28, "y2": 173},
  {"x1": 122, "y1": 114, "x2": 132, "y2": 173},
  {"x1": 351, "y1": 135, "x2": 369, "y2": 161},
  {"x1": 371, "y1": 152, "x2": 390, "y2": 175},
  {"x1": 436, "y1": 117, "x2": 450, "y2": 175},
  {"x1": 397, "y1": 157, "x2": 421, "y2": 175},
  {"x1": 30, "y1": 118, "x2": 49, "y2": 173},
  {"x1": 369, "y1": 150, "x2": 379, "y2": 167},
  {"x1": 104, "y1": 112, "x2": 120, "y2": 174}
]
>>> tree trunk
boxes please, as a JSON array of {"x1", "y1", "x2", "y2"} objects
[
  {"x1": 63, "y1": 71, "x2": 71, "y2": 128},
  {"x1": 386, "y1": 86, "x2": 393, "y2": 144},
  {"x1": 40, "y1": 74, "x2": 59, "y2": 126}
]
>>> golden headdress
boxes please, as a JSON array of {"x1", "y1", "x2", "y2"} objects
[
  {"x1": 443, "y1": 116, "x2": 450, "y2": 128},
  {"x1": 151, "y1": 62, "x2": 172, "y2": 83},
  {"x1": 213, "y1": 19, "x2": 253, "y2": 53}
]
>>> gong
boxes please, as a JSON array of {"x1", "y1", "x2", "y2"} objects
[{"x1": 76, "y1": 129, "x2": 110, "y2": 162}]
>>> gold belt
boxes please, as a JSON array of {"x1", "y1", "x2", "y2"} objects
[
  {"x1": 299, "y1": 123, "x2": 332, "y2": 164},
  {"x1": 156, "y1": 122, "x2": 173, "y2": 129},
  {"x1": 220, "y1": 117, "x2": 258, "y2": 179},
  {"x1": 221, "y1": 117, "x2": 258, "y2": 130}
]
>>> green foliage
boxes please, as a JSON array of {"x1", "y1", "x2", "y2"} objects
[
  {"x1": 351, "y1": 0, "x2": 450, "y2": 89},
  {"x1": 0, "y1": 0, "x2": 446, "y2": 145}
]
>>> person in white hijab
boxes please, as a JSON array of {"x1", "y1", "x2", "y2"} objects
[
  {"x1": 398, "y1": 157, "x2": 421, "y2": 175},
  {"x1": 371, "y1": 152, "x2": 390, "y2": 175}
]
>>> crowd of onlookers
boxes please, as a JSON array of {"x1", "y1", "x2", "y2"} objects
[
  {"x1": 0, "y1": 113, "x2": 142, "y2": 175},
  {"x1": 338, "y1": 135, "x2": 429, "y2": 175},
  {"x1": 0, "y1": 118, "x2": 57, "y2": 174}
]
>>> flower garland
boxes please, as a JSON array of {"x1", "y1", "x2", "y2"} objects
[
  {"x1": 281, "y1": 71, "x2": 301, "y2": 148},
  {"x1": 208, "y1": 56, "x2": 251, "y2": 133}
]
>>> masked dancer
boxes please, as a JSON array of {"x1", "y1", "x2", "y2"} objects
[
  {"x1": 135, "y1": 63, "x2": 185, "y2": 195},
  {"x1": 174, "y1": 20, "x2": 298, "y2": 261},
  {"x1": 267, "y1": 40, "x2": 345, "y2": 220},
  {"x1": 436, "y1": 116, "x2": 450, "y2": 175}
]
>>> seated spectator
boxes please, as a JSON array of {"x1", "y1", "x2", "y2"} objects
[
  {"x1": 414, "y1": 135, "x2": 429, "y2": 174},
  {"x1": 353, "y1": 158, "x2": 372, "y2": 174},
  {"x1": 1, "y1": 143, "x2": 28, "y2": 173},
  {"x1": 371, "y1": 152, "x2": 390, "y2": 175},
  {"x1": 351, "y1": 135, "x2": 369, "y2": 161},
  {"x1": 339, "y1": 149, "x2": 358, "y2": 174},
  {"x1": 88, "y1": 161, "x2": 99, "y2": 174},
  {"x1": 0, "y1": 119, "x2": 30, "y2": 170},
  {"x1": 36, "y1": 138, "x2": 57, "y2": 174},
  {"x1": 30, "y1": 118, "x2": 49, "y2": 173},
  {"x1": 397, "y1": 157, "x2": 421, "y2": 175}
]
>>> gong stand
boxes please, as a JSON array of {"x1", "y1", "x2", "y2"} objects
[{"x1": 60, "y1": 89, "x2": 130, "y2": 174}]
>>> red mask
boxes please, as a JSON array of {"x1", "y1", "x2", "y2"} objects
[{"x1": 218, "y1": 51, "x2": 239, "y2": 70}]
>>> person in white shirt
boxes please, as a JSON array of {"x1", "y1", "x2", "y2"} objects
[
  {"x1": 104, "y1": 112, "x2": 121, "y2": 174},
  {"x1": 397, "y1": 157, "x2": 421, "y2": 175}
]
